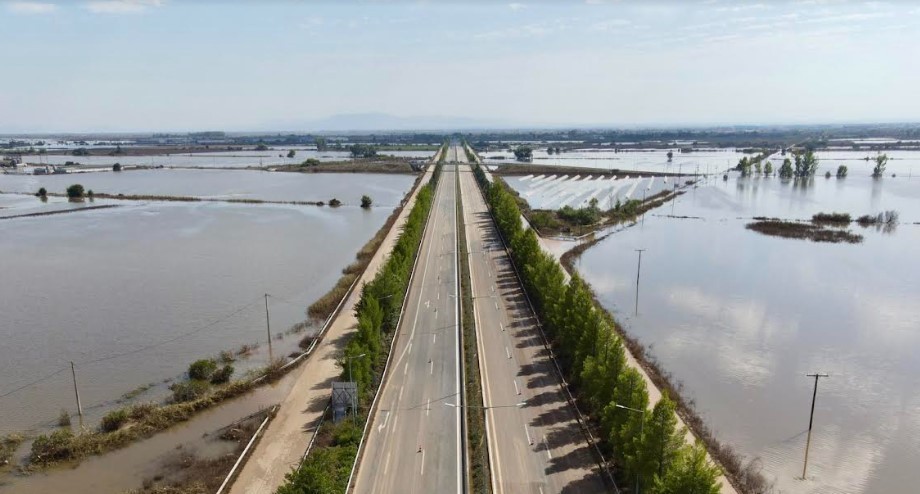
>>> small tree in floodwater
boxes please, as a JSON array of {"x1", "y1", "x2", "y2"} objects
[
  {"x1": 36, "y1": 187, "x2": 47, "y2": 198},
  {"x1": 794, "y1": 150, "x2": 819, "y2": 178},
  {"x1": 66, "y1": 184, "x2": 84, "y2": 199},
  {"x1": 113, "y1": 163, "x2": 122, "y2": 172},
  {"x1": 360, "y1": 195, "x2": 373, "y2": 209},
  {"x1": 779, "y1": 158, "x2": 794, "y2": 179},
  {"x1": 287, "y1": 149, "x2": 296, "y2": 158},
  {"x1": 667, "y1": 150, "x2": 673, "y2": 162},
  {"x1": 837, "y1": 165, "x2": 848, "y2": 178},
  {"x1": 872, "y1": 154, "x2": 888, "y2": 178},
  {"x1": 763, "y1": 161, "x2": 773, "y2": 176},
  {"x1": 328, "y1": 198, "x2": 342, "y2": 207}
]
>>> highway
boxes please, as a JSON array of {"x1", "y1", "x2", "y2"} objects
[
  {"x1": 352, "y1": 154, "x2": 463, "y2": 493},
  {"x1": 458, "y1": 162, "x2": 609, "y2": 493}
]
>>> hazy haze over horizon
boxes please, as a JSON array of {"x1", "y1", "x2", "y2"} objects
[{"x1": 2, "y1": 0, "x2": 919, "y2": 133}]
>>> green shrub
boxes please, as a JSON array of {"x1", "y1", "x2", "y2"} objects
[
  {"x1": 188, "y1": 359, "x2": 217, "y2": 380},
  {"x1": 360, "y1": 195, "x2": 373, "y2": 208},
  {"x1": 331, "y1": 420, "x2": 362, "y2": 446},
  {"x1": 30, "y1": 429, "x2": 75, "y2": 464},
  {"x1": 169, "y1": 380, "x2": 210, "y2": 403},
  {"x1": 100, "y1": 408, "x2": 129, "y2": 432},
  {"x1": 210, "y1": 364, "x2": 234, "y2": 384},
  {"x1": 66, "y1": 184, "x2": 84, "y2": 199},
  {"x1": 329, "y1": 198, "x2": 342, "y2": 207},
  {"x1": 58, "y1": 409, "x2": 71, "y2": 427}
]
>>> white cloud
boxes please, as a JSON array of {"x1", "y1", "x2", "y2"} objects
[
  {"x1": 509, "y1": 2, "x2": 525, "y2": 11},
  {"x1": 83, "y1": 0, "x2": 163, "y2": 14},
  {"x1": 6, "y1": 1, "x2": 57, "y2": 14}
]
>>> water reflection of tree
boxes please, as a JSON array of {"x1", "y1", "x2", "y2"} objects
[{"x1": 792, "y1": 177, "x2": 815, "y2": 190}]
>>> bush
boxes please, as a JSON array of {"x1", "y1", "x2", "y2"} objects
[
  {"x1": 58, "y1": 409, "x2": 71, "y2": 427},
  {"x1": 66, "y1": 184, "x2": 85, "y2": 199},
  {"x1": 329, "y1": 198, "x2": 342, "y2": 207},
  {"x1": 100, "y1": 408, "x2": 129, "y2": 432},
  {"x1": 188, "y1": 359, "x2": 217, "y2": 380},
  {"x1": 210, "y1": 364, "x2": 234, "y2": 384},
  {"x1": 301, "y1": 158, "x2": 321, "y2": 167},
  {"x1": 113, "y1": 163, "x2": 122, "y2": 172},
  {"x1": 30, "y1": 429, "x2": 75, "y2": 464},
  {"x1": 169, "y1": 380, "x2": 210, "y2": 403},
  {"x1": 558, "y1": 204, "x2": 600, "y2": 225},
  {"x1": 836, "y1": 165, "x2": 847, "y2": 178},
  {"x1": 812, "y1": 212, "x2": 851, "y2": 223},
  {"x1": 36, "y1": 187, "x2": 47, "y2": 197},
  {"x1": 360, "y1": 195, "x2": 373, "y2": 209}
]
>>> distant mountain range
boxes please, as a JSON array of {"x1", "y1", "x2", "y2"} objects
[{"x1": 265, "y1": 112, "x2": 519, "y2": 132}]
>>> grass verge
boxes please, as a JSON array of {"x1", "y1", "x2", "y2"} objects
[{"x1": 457, "y1": 169, "x2": 492, "y2": 493}]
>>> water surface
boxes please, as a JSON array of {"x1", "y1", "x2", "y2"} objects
[
  {"x1": 0, "y1": 190, "x2": 409, "y2": 432},
  {"x1": 574, "y1": 174, "x2": 920, "y2": 493}
]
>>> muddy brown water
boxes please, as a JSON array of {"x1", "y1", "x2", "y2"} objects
[{"x1": 1, "y1": 372, "x2": 297, "y2": 493}]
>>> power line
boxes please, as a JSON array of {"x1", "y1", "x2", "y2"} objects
[
  {"x1": 0, "y1": 288, "x2": 313, "y2": 402},
  {"x1": 0, "y1": 367, "x2": 68, "y2": 399},
  {"x1": 76, "y1": 296, "x2": 264, "y2": 367}
]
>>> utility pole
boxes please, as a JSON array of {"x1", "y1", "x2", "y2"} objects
[
  {"x1": 264, "y1": 293, "x2": 273, "y2": 362},
  {"x1": 802, "y1": 373, "x2": 829, "y2": 480},
  {"x1": 634, "y1": 249, "x2": 646, "y2": 316},
  {"x1": 70, "y1": 361, "x2": 83, "y2": 420}
]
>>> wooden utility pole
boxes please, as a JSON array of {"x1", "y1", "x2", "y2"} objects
[
  {"x1": 802, "y1": 373, "x2": 829, "y2": 479},
  {"x1": 70, "y1": 361, "x2": 83, "y2": 420},
  {"x1": 634, "y1": 249, "x2": 646, "y2": 316},
  {"x1": 264, "y1": 294, "x2": 273, "y2": 362}
]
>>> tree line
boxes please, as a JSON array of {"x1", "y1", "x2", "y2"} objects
[{"x1": 472, "y1": 164, "x2": 722, "y2": 494}]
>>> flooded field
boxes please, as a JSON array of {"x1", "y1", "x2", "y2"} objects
[
  {"x1": 572, "y1": 173, "x2": 920, "y2": 493},
  {"x1": 0, "y1": 174, "x2": 413, "y2": 433},
  {"x1": 483, "y1": 148, "x2": 920, "y2": 177},
  {"x1": 1, "y1": 169, "x2": 414, "y2": 206},
  {"x1": 18, "y1": 147, "x2": 433, "y2": 168}
]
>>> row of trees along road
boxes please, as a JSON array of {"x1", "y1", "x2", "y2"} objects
[{"x1": 472, "y1": 164, "x2": 722, "y2": 494}]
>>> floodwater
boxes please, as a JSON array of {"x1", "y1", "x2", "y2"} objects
[
  {"x1": 1, "y1": 169, "x2": 414, "y2": 206},
  {"x1": 3, "y1": 366, "x2": 299, "y2": 494},
  {"x1": 572, "y1": 173, "x2": 920, "y2": 493},
  {"x1": 482, "y1": 148, "x2": 920, "y2": 177},
  {"x1": 19, "y1": 147, "x2": 434, "y2": 168},
  {"x1": 481, "y1": 148, "x2": 748, "y2": 174},
  {"x1": 0, "y1": 178, "x2": 411, "y2": 433}
]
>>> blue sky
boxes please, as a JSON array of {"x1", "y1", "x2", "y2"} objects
[{"x1": 2, "y1": 0, "x2": 919, "y2": 132}]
